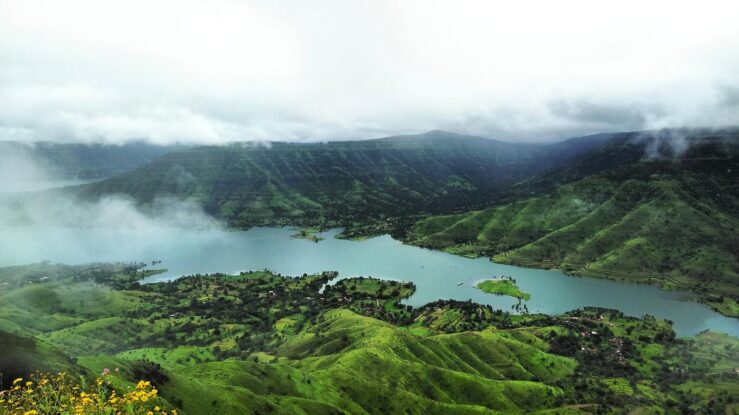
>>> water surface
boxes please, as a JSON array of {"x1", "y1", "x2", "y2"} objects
[{"x1": 0, "y1": 226, "x2": 736, "y2": 337}]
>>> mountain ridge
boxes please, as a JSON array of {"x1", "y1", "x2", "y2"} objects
[{"x1": 73, "y1": 130, "x2": 639, "y2": 228}]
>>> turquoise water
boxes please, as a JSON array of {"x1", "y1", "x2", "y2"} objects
[{"x1": 1, "y1": 226, "x2": 736, "y2": 337}]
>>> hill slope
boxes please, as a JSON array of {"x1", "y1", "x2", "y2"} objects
[
  {"x1": 77, "y1": 131, "x2": 618, "y2": 228},
  {"x1": 407, "y1": 138, "x2": 739, "y2": 315}
]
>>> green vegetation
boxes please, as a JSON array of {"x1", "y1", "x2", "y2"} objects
[
  {"x1": 77, "y1": 130, "x2": 617, "y2": 235},
  {"x1": 476, "y1": 278, "x2": 531, "y2": 300},
  {"x1": 1, "y1": 263, "x2": 737, "y2": 414},
  {"x1": 0, "y1": 373, "x2": 175, "y2": 415},
  {"x1": 407, "y1": 142, "x2": 739, "y2": 317}
]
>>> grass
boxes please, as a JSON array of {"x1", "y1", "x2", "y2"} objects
[{"x1": 476, "y1": 279, "x2": 531, "y2": 300}]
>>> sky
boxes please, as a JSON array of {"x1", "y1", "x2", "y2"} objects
[{"x1": 1, "y1": 0, "x2": 739, "y2": 144}]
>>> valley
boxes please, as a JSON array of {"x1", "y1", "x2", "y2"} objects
[
  {"x1": 1, "y1": 128, "x2": 738, "y2": 415},
  {"x1": 63, "y1": 129, "x2": 739, "y2": 317},
  {"x1": 4, "y1": 4, "x2": 739, "y2": 413}
]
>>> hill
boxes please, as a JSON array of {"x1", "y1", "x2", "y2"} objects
[
  {"x1": 74, "y1": 129, "x2": 738, "y2": 234},
  {"x1": 77, "y1": 131, "x2": 617, "y2": 229},
  {"x1": 406, "y1": 134, "x2": 739, "y2": 315}
]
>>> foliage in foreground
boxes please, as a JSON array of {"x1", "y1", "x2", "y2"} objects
[{"x1": 0, "y1": 372, "x2": 174, "y2": 415}]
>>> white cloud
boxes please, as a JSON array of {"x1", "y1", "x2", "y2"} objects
[{"x1": 1, "y1": 0, "x2": 739, "y2": 143}]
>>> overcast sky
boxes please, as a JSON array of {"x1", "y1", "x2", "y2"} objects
[{"x1": 1, "y1": 0, "x2": 738, "y2": 144}]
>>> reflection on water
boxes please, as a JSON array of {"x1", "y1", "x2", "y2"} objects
[{"x1": 0, "y1": 226, "x2": 736, "y2": 337}]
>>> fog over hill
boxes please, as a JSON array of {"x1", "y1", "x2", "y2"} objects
[{"x1": 0, "y1": 141, "x2": 181, "y2": 182}]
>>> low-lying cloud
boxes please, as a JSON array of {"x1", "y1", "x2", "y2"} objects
[
  {"x1": 0, "y1": 146, "x2": 220, "y2": 231},
  {"x1": 0, "y1": 150, "x2": 222, "y2": 268},
  {"x1": 628, "y1": 128, "x2": 739, "y2": 159},
  {"x1": 0, "y1": 194, "x2": 221, "y2": 230},
  {"x1": 0, "y1": 143, "x2": 49, "y2": 193},
  {"x1": 1, "y1": 0, "x2": 739, "y2": 144}
]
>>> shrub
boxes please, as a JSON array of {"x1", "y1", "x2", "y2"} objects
[{"x1": 0, "y1": 372, "x2": 175, "y2": 415}]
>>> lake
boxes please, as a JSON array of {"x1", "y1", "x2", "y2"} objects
[{"x1": 1, "y1": 225, "x2": 736, "y2": 337}]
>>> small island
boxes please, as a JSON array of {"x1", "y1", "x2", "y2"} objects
[
  {"x1": 476, "y1": 277, "x2": 531, "y2": 300},
  {"x1": 291, "y1": 227, "x2": 325, "y2": 242}
]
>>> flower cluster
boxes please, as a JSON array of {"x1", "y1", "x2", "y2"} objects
[{"x1": 0, "y1": 373, "x2": 176, "y2": 415}]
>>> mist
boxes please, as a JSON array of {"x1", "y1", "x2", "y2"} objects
[
  {"x1": 628, "y1": 127, "x2": 739, "y2": 159},
  {"x1": 1, "y1": 0, "x2": 739, "y2": 144},
  {"x1": 0, "y1": 151, "x2": 223, "y2": 266},
  {"x1": 0, "y1": 194, "x2": 221, "y2": 230},
  {"x1": 0, "y1": 143, "x2": 49, "y2": 193}
]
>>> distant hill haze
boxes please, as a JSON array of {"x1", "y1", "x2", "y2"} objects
[{"x1": 0, "y1": 141, "x2": 181, "y2": 180}]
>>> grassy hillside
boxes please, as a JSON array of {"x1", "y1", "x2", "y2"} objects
[
  {"x1": 1, "y1": 263, "x2": 737, "y2": 414},
  {"x1": 76, "y1": 130, "x2": 618, "y2": 232},
  {"x1": 407, "y1": 146, "x2": 739, "y2": 316}
]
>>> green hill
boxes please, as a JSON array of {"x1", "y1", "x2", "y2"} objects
[
  {"x1": 154, "y1": 309, "x2": 575, "y2": 415},
  {"x1": 407, "y1": 145, "x2": 739, "y2": 315},
  {"x1": 76, "y1": 130, "x2": 618, "y2": 229},
  {"x1": 72, "y1": 130, "x2": 738, "y2": 243}
]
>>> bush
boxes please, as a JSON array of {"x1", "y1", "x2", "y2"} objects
[{"x1": 0, "y1": 372, "x2": 175, "y2": 415}]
